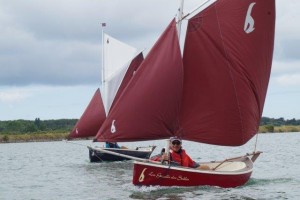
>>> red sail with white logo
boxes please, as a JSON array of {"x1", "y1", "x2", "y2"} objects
[
  {"x1": 95, "y1": 19, "x2": 183, "y2": 142},
  {"x1": 180, "y1": 0, "x2": 275, "y2": 146},
  {"x1": 68, "y1": 53, "x2": 144, "y2": 139},
  {"x1": 95, "y1": 0, "x2": 275, "y2": 147},
  {"x1": 127, "y1": 0, "x2": 276, "y2": 188}
]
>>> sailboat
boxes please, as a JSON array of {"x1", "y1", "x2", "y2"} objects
[
  {"x1": 68, "y1": 33, "x2": 156, "y2": 162},
  {"x1": 93, "y1": 0, "x2": 275, "y2": 187}
]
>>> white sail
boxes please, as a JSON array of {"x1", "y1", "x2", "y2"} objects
[{"x1": 101, "y1": 34, "x2": 137, "y2": 115}]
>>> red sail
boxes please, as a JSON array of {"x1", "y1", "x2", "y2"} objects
[
  {"x1": 180, "y1": 0, "x2": 275, "y2": 146},
  {"x1": 110, "y1": 52, "x2": 144, "y2": 111},
  {"x1": 68, "y1": 88, "x2": 106, "y2": 139},
  {"x1": 95, "y1": 19, "x2": 183, "y2": 142}
]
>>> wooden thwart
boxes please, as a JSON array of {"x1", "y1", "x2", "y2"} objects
[{"x1": 212, "y1": 151, "x2": 262, "y2": 171}]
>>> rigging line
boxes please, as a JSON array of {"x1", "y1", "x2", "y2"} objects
[
  {"x1": 91, "y1": 149, "x2": 104, "y2": 162},
  {"x1": 63, "y1": 140, "x2": 89, "y2": 147},
  {"x1": 65, "y1": 140, "x2": 104, "y2": 162},
  {"x1": 177, "y1": 0, "x2": 184, "y2": 39},
  {"x1": 177, "y1": 0, "x2": 214, "y2": 23},
  {"x1": 254, "y1": 132, "x2": 259, "y2": 152}
]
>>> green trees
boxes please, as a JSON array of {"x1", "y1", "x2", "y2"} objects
[
  {"x1": 0, "y1": 119, "x2": 77, "y2": 134},
  {"x1": 0, "y1": 117, "x2": 299, "y2": 135},
  {"x1": 0, "y1": 119, "x2": 77, "y2": 143},
  {"x1": 260, "y1": 117, "x2": 300, "y2": 126}
]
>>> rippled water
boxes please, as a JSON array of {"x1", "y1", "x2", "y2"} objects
[{"x1": 1, "y1": 133, "x2": 300, "y2": 200}]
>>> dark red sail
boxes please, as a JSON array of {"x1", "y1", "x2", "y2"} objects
[
  {"x1": 68, "y1": 88, "x2": 106, "y2": 139},
  {"x1": 95, "y1": 19, "x2": 183, "y2": 142},
  {"x1": 180, "y1": 0, "x2": 275, "y2": 146},
  {"x1": 110, "y1": 52, "x2": 144, "y2": 111},
  {"x1": 94, "y1": 0, "x2": 275, "y2": 146}
]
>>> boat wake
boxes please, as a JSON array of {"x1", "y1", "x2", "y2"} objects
[{"x1": 246, "y1": 177, "x2": 293, "y2": 186}]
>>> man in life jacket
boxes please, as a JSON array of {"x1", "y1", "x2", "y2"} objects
[{"x1": 152, "y1": 136, "x2": 210, "y2": 170}]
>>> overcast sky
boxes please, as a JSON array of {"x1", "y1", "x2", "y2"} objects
[{"x1": 0, "y1": 0, "x2": 299, "y2": 121}]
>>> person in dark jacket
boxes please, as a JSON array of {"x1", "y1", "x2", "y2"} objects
[{"x1": 105, "y1": 142, "x2": 120, "y2": 148}]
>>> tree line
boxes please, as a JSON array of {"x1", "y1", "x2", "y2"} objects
[
  {"x1": 0, "y1": 117, "x2": 299, "y2": 135},
  {"x1": 260, "y1": 117, "x2": 300, "y2": 126},
  {"x1": 0, "y1": 118, "x2": 77, "y2": 134}
]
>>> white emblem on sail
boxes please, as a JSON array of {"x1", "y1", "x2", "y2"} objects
[
  {"x1": 111, "y1": 120, "x2": 116, "y2": 133},
  {"x1": 75, "y1": 128, "x2": 79, "y2": 134},
  {"x1": 244, "y1": 2, "x2": 256, "y2": 34},
  {"x1": 139, "y1": 168, "x2": 147, "y2": 182}
]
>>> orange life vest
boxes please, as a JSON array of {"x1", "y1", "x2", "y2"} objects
[{"x1": 169, "y1": 149, "x2": 197, "y2": 168}]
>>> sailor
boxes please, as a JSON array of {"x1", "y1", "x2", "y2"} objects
[
  {"x1": 105, "y1": 142, "x2": 120, "y2": 148},
  {"x1": 152, "y1": 136, "x2": 210, "y2": 170},
  {"x1": 105, "y1": 142, "x2": 128, "y2": 149}
]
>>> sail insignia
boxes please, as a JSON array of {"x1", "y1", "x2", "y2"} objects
[
  {"x1": 244, "y1": 2, "x2": 256, "y2": 34},
  {"x1": 95, "y1": 0, "x2": 275, "y2": 146},
  {"x1": 111, "y1": 120, "x2": 116, "y2": 133}
]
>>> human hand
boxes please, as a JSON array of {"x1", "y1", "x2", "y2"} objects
[
  {"x1": 161, "y1": 153, "x2": 169, "y2": 161},
  {"x1": 197, "y1": 164, "x2": 210, "y2": 170}
]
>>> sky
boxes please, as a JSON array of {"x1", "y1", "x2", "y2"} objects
[{"x1": 0, "y1": 0, "x2": 299, "y2": 121}]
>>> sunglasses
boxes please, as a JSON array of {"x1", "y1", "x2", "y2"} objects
[{"x1": 172, "y1": 141, "x2": 181, "y2": 145}]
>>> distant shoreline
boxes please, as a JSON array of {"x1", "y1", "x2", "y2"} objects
[
  {"x1": 0, "y1": 132, "x2": 69, "y2": 143},
  {"x1": 1, "y1": 126, "x2": 300, "y2": 143},
  {"x1": 258, "y1": 125, "x2": 300, "y2": 133},
  {"x1": 1, "y1": 118, "x2": 299, "y2": 143}
]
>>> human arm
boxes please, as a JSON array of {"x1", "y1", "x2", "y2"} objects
[
  {"x1": 115, "y1": 143, "x2": 120, "y2": 148},
  {"x1": 187, "y1": 155, "x2": 210, "y2": 169},
  {"x1": 197, "y1": 164, "x2": 210, "y2": 170},
  {"x1": 188, "y1": 157, "x2": 200, "y2": 168}
]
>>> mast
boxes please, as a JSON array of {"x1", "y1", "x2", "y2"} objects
[
  {"x1": 101, "y1": 23, "x2": 106, "y2": 93},
  {"x1": 177, "y1": 0, "x2": 184, "y2": 39}
]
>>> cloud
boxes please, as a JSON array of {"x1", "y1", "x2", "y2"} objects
[
  {"x1": 0, "y1": 0, "x2": 179, "y2": 86},
  {"x1": 0, "y1": 0, "x2": 299, "y2": 120},
  {"x1": 0, "y1": 0, "x2": 299, "y2": 87},
  {"x1": 0, "y1": 85, "x2": 99, "y2": 120},
  {"x1": 272, "y1": 60, "x2": 300, "y2": 75},
  {"x1": 270, "y1": 60, "x2": 300, "y2": 87},
  {"x1": 0, "y1": 89, "x2": 31, "y2": 103},
  {"x1": 274, "y1": 0, "x2": 300, "y2": 61},
  {"x1": 275, "y1": 0, "x2": 300, "y2": 40},
  {"x1": 275, "y1": 74, "x2": 300, "y2": 87},
  {"x1": 0, "y1": 2, "x2": 102, "y2": 86}
]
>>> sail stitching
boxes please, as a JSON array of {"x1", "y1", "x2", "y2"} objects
[{"x1": 214, "y1": 2, "x2": 245, "y2": 143}]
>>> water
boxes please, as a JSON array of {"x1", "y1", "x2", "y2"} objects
[{"x1": 1, "y1": 133, "x2": 300, "y2": 200}]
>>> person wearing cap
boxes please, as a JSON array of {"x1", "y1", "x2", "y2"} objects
[{"x1": 152, "y1": 136, "x2": 210, "y2": 170}]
